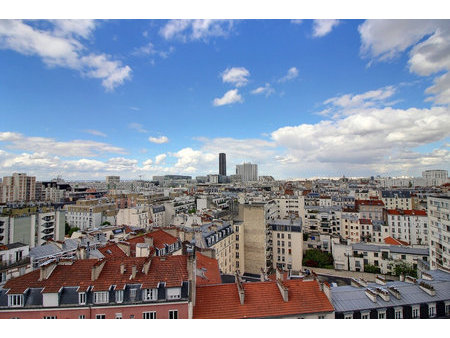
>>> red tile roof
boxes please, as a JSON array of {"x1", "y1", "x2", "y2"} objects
[
  {"x1": 384, "y1": 236, "x2": 409, "y2": 246},
  {"x1": 193, "y1": 279, "x2": 334, "y2": 319},
  {"x1": 3, "y1": 255, "x2": 188, "y2": 294},
  {"x1": 356, "y1": 199, "x2": 384, "y2": 207},
  {"x1": 98, "y1": 243, "x2": 128, "y2": 258},
  {"x1": 359, "y1": 219, "x2": 373, "y2": 225},
  {"x1": 386, "y1": 209, "x2": 427, "y2": 216},
  {"x1": 195, "y1": 252, "x2": 222, "y2": 286},
  {"x1": 127, "y1": 229, "x2": 178, "y2": 251}
]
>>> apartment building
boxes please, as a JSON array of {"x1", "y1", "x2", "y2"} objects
[
  {"x1": 356, "y1": 199, "x2": 385, "y2": 221},
  {"x1": 332, "y1": 242, "x2": 429, "y2": 274},
  {"x1": 331, "y1": 269, "x2": 450, "y2": 319},
  {"x1": 235, "y1": 163, "x2": 258, "y2": 182},
  {"x1": 0, "y1": 173, "x2": 36, "y2": 203},
  {"x1": 428, "y1": 195, "x2": 450, "y2": 272},
  {"x1": 65, "y1": 199, "x2": 117, "y2": 230},
  {"x1": 268, "y1": 219, "x2": 303, "y2": 271},
  {"x1": 275, "y1": 195, "x2": 304, "y2": 219},
  {"x1": 381, "y1": 190, "x2": 413, "y2": 210},
  {"x1": 0, "y1": 254, "x2": 194, "y2": 319},
  {"x1": 422, "y1": 170, "x2": 448, "y2": 187},
  {"x1": 0, "y1": 208, "x2": 65, "y2": 247},
  {"x1": 116, "y1": 207, "x2": 151, "y2": 229},
  {"x1": 386, "y1": 209, "x2": 428, "y2": 245},
  {"x1": 0, "y1": 243, "x2": 32, "y2": 286}
]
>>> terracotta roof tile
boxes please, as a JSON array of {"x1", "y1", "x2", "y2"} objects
[
  {"x1": 194, "y1": 279, "x2": 334, "y2": 319},
  {"x1": 384, "y1": 236, "x2": 409, "y2": 246},
  {"x1": 195, "y1": 252, "x2": 222, "y2": 286}
]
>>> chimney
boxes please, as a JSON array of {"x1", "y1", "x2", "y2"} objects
[
  {"x1": 91, "y1": 259, "x2": 106, "y2": 281},
  {"x1": 276, "y1": 278, "x2": 289, "y2": 302},
  {"x1": 260, "y1": 268, "x2": 268, "y2": 282},
  {"x1": 77, "y1": 246, "x2": 87, "y2": 260},
  {"x1": 120, "y1": 262, "x2": 126, "y2": 275},
  {"x1": 275, "y1": 268, "x2": 284, "y2": 281},
  {"x1": 144, "y1": 236, "x2": 154, "y2": 247},
  {"x1": 235, "y1": 271, "x2": 245, "y2": 305},
  {"x1": 143, "y1": 257, "x2": 152, "y2": 275},
  {"x1": 39, "y1": 260, "x2": 57, "y2": 281},
  {"x1": 117, "y1": 241, "x2": 130, "y2": 256},
  {"x1": 130, "y1": 265, "x2": 137, "y2": 279}
]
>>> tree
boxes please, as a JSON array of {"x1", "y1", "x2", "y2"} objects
[
  {"x1": 68, "y1": 227, "x2": 79, "y2": 237},
  {"x1": 393, "y1": 262, "x2": 417, "y2": 278},
  {"x1": 65, "y1": 222, "x2": 71, "y2": 235},
  {"x1": 102, "y1": 221, "x2": 111, "y2": 226},
  {"x1": 364, "y1": 264, "x2": 381, "y2": 274},
  {"x1": 303, "y1": 233, "x2": 309, "y2": 241},
  {"x1": 302, "y1": 249, "x2": 334, "y2": 269}
]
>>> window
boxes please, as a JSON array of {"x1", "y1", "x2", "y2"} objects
[
  {"x1": 166, "y1": 288, "x2": 181, "y2": 300},
  {"x1": 169, "y1": 310, "x2": 178, "y2": 319},
  {"x1": 288, "y1": 242, "x2": 291, "y2": 247},
  {"x1": 130, "y1": 288, "x2": 137, "y2": 300},
  {"x1": 277, "y1": 233, "x2": 280, "y2": 238},
  {"x1": 445, "y1": 303, "x2": 450, "y2": 316},
  {"x1": 344, "y1": 313, "x2": 353, "y2": 319},
  {"x1": 130, "y1": 315, "x2": 135, "y2": 319},
  {"x1": 96, "y1": 314, "x2": 106, "y2": 319},
  {"x1": 1, "y1": 272, "x2": 6, "y2": 283},
  {"x1": 395, "y1": 308, "x2": 402, "y2": 319},
  {"x1": 361, "y1": 312, "x2": 369, "y2": 319},
  {"x1": 78, "y1": 292, "x2": 86, "y2": 305},
  {"x1": 8, "y1": 294, "x2": 23, "y2": 307},
  {"x1": 401, "y1": 255, "x2": 406, "y2": 260},
  {"x1": 115, "y1": 313, "x2": 122, "y2": 319},
  {"x1": 318, "y1": 315, "x2": 325, "y2": 319},
  {"x1": 378, "y1": 311, "x2": 386, "y2": 319},
  {"x1": 428, "y1": 304, "x2": 436, "y2": 318},
  {"x1": 116, "y1": 290, "x2": 123, "y2": 303},
  {"x1": 94, "y1": 292, "x2": 109, "y2": 304},
  {"x1": 143, "y1": 311, "x2": 157, "y2": 319},
  {"x1": 143, "y1": 288, "x2": 157, "y2": 301},
  {"x1": 79, "y1": 315, "x2": 85, "y2": 319},
  {"x1": 288, "y1": 234, "x2": 291, "y2": 240},
  {"x1": 43, "y1": 316, "x2": 57, "y2": 319}
]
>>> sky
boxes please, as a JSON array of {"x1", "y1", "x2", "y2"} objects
[{"x1": 0, "y1": 18, "x2": 449, "y2": 180}]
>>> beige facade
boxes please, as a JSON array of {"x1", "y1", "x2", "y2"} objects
[
  {"x1": 0, "y1": 173, "x2": 36, "y2": 203},
  {"x1": 270, "y1": 219, "x2": 303, "y2": 271}
]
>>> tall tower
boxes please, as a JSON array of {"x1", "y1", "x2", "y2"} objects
[{"x1": 219, "y1": 153, "x2": 226, "y2": 176}]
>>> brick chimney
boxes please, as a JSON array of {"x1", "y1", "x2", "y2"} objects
[
  {"x1": 143, "y1": 257, "x2": 152, "y2": 275},
  {"x1": 130, "y1": 265, "x2": 137, "y2": 279},
  {"x1": 91, "y1": 259, "x2": 106, "y2": 281}
]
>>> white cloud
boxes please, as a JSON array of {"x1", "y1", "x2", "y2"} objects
[
  {"x1": 358, "y1": 20, "x2": 450, "y2": 105},
  {"x1": 0, "y1": 20, "x2": 131, "y2": 90},
  {"x1": 171, "y1": 147, "x2": 216, "y2": 170},
  {"x1": 291, "y1": 20, "x2": 303, "y2": 25},
  {"x1": 160, "y1": 20, "x2": 234, "y2": 42},
  {"x1": 312, "y1": 19, "x2": 340, "y2": 38},
  {"x1": 148, "y1": 136, "x2": 169, "y2": 144},
  {"x1": 0, "y1": 131, "x2": 126, "y2": 157},
  {"x1": 83, "y1": 129, "x2": 107, "y2": 137},
  {"x1": 154, "y1": 153, "x2": 167, "y2": 165},
  {"x1": 213, "y1": 89, "x2": 243, "y2": 106},
  {"x1": 278, "y1": 67, "x2": 298, "y2": 82},
  {"x1": 221, "y1": 67, "x2": 250, "y2": 87},
  {"x1": 251, "y1": 83, "x2": 274, "y2": 97},
  {"x1": 128, "y1": 122, "x2": 147, "y2": 133}
]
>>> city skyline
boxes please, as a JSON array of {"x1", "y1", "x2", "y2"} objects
[{"x1": 0, "y1": 19, "x2": 449, "y2": 180}]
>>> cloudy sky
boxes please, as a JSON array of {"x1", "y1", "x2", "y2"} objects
[{"x1": 0, "y1": 18, "x2": 449, "y2": 180}]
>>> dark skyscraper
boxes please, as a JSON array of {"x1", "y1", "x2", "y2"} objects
[{"x1": 219, "y1": 153, "x2": 226, "y2": 176}]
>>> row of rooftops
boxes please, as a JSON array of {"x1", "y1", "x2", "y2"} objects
[{"x1": 351, "y1": 242, "x2": 429, "y2": 256}]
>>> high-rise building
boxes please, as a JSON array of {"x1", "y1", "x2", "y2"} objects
[
  {"x1": 219, "y1": 153, "x2": 226, "y2": 176},
  {"x1": 236, "y1": 162, "x2": 258, "y2": 182},
  {"x1": 428, "y1": 195, "x2": 450, "y2": 272},
  {"x1": 0, "y1": 173, "x2": 36, "y2": 203},
  {"x1": 106, "y1": 176, "x2": 120, "y2": 190}
]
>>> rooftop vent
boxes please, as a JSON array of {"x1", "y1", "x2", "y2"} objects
[
  {"x1": 365, "y1": 288, "x2": 377, "y2": 303},
  {"x1": 419, "y1": 281, "x2": 436, "y2": 296},
  {"x1": 387, "y1": 286, "x2": 401, "y2": 300}
]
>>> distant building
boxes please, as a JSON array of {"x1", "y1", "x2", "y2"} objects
[
  {"x1": 219, "y1": 153, "x2": 226, "y2": 176},
  {"x1": 106, "y1": 176, "x2": 120, "y2": 190},
  {"x1": 0, "y1": 173, "x2": 36, "y2": 203},
  {"x1": 236, "y1": 163, "x2": 258, "y2": 182},
  {"x1": 422, "y1": 170, "x2": 448, "y2": 186}
]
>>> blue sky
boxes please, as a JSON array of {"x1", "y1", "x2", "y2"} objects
[{"x1": 0, "y1": 19, "x2": 449, "y2": 180}]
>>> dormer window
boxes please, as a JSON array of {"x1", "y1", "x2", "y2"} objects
[
  {"x1": 94, "y1": 291, "x2": 109, "y2": 304},
  {"x1": 8, "y1": 294, "x2": 24, "y2": 307},
  {"x1": 116, "y1": 290, "x2": 123, "y2": 303},
  {"x1": 142, "y1": 288, "x2": 157, "y2": 301},
  {"x1": 166, "y1": 288, "x2": 181, "y2": 300},
  {"x1": 79, "y1": 292, "x2": 86, "y2": 305}
]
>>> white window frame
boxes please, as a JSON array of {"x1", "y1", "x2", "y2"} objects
[
  {"x1": 94, "y1": 291, "x2": 109, "y2": 304},
  {"x1": 412, "y1": 306, "x2": 420, "y2": 319},
  {"x1": 394, "y1": 307, "x2": 402, "y2": 319},
  {"x1": 78, "y1": 292, "x2": 86, "y2": 305},
  {"x1": 79, "y1": 315, "x2": 86, "y2": 319},
  {"x1": 361, "y1": 311, "x2": 370, "y2": 319},
  {"x1": 143, "y1": 311, "x2": 157, "y2": 319},
  {"x1": 115, "y1": 290, "x2": 124, "y2": 303},
  {"x1": 377, "y1": 310, "x2": 386, "y2": 319},
  {"x1": 166, "y1": 287, "x2": 181, "y2": 300},
  {"x1": 169, "y1": 309, "x2": 178, "y2": 319},
  {"x1": 115, "y1": 313, "x2": 122, "y2": 319},
  {"x1": 344, "y1": 313, "x2": 353, "y2": 319},
  {"x1": 445, "y1": 302, "x2": 450, "y2": 316},
  {"x1": 96, "y1": 314, "x2": 106, "y2": 319},
  {"x1": 142, "y1": 288, "x2": 157, "y2": 301},
  {"x1": 8, "y1": 294, "x2": 23, "y2": 307},
  {"x1": 43, "y1": 316, "x2": 57, "y2": 319},
  {"x1": 428, "y1": 303, "x2": 436, "y2": 318}
]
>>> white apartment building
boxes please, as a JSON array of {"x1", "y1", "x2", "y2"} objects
[
  {"x1": 236, "y1": 163, "x2": 258, "y2": 182},
  {"x1": 269, "y1": 219, "x2": 303, "y2": 271},
  {"x1": 428, "y1": 195, "x2": 450, "y2": 272},
  {"x1": 386, "y1": 209, "x2": 429, "y2": 245},
  {"x1": 381, "y1": 190, "x2": 413, "y2": 210},
  {"x1": 116, "y1": 207, "x2": 151, "y2": 229},
  {"x1": 150, "y1": 205, "x2": 166, "y2": 227},
  {"x1": 422, "y1": 170, "x2": 448, "y2": 187},
  {"x1": 275, "y1": 195, "x2": 305, "y2": 219},
  {"x1": 65, "y1": 199, "x2": 117, "y2": 230},
  {"x1": 0, "y1": 173, "x2": 36, "y2": 203}
]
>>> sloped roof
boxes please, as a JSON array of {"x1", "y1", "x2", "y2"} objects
[
  {"x1": 384, "y1": 236, "x2": 410, "y2": 246},
  {"x1": 195, "y1": 252, "x2": 222, "y2": 286},
  {"x1": 193, "y1": 279, "x2": 334, "y2": 319}
]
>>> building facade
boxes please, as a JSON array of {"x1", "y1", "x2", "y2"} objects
[{"x1": 428, "y1": 195, "x2": 450, "y2": 272}]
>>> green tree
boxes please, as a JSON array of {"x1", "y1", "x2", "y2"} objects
[
  {"x1": 393, "y1": 262, "x2": 417, "y2": 278},
  {"x1": 102, "y1": 221, "x2": 111, "y2": 226},
  {"x1": 65, "y1": 222, "x2": 71, "y2": 235},
  {"x1": 364, "y1": 264, "x2": 381, "y2": 274},
  {"x1": 68, "y1": 227, "x2": 79, "y2": 237},
  {"x1": 302, "y1": 249, "x2": 334, "y2": 269}
]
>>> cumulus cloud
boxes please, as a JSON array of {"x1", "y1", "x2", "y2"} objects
[
  {"x1": 148, "y1": 136, "x2": 169, "y2": 144},
  {"x1": 160, "y1": 20, "x2": 234, "y2": 42},
  {"x1": 278, "y1": 67, "x2": 298, "y2": 82},
  {"x1": 312, "y1": 19, "x2": 340, "y2": 38},
  {"x1": 251, "y1": 83, "x2": 274, "y2": 97},
  {"x1": 0, "y1": 131, "x2": 126, "y2": 157},
  {"x1": 359, "y1": 20, "x2": 450, "y2": 105},
  {"x1": 213, "y1": 89, "x2": 243, "y2": 106},
  {"x1": 154, "y1": 153, "x2": 167, "y2": 165},
  {"x1": 0, "y1": 20, "x2": 131, "y2": 90},
  {"x1": 221, "y1": 67, "x2": 250, "y2": 87}
]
